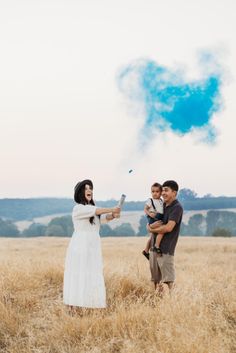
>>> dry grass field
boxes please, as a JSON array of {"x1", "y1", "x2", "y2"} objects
[{"x1": 0, "y1": 236, "x2": 235, "y2": 353}]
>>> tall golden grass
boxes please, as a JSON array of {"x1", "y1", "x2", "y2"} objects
[{"x1": 0, "y1": 236, "x2": 235, "y2": 353}]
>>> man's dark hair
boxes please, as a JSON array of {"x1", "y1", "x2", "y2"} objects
[
  {"x1": 152, "y1": 182, "x2": 162, "y2": 192},
  {"x1": 162, "y1": 180, "x2": 179, "y2": 192}
]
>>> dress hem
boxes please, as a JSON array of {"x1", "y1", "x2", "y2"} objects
[{"x1": 63, "y1": 301, "x2": 106, "y2": 309}]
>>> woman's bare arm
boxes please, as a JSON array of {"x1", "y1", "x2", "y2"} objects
[
  {"x1": 95, "y1": 207, "x2": 120, "y2": 216},
  {"x1": 105, "y1": 213, "x2": 120, "y2": 221}
]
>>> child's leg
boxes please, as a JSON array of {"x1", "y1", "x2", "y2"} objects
[
  {"x1": 142, "y1": 234, "x2": 153, "y2": 260},
  {"x1": 154, "y1": 233, "x2": 164, "y2": 257},
  {"x1": 155, "y1": 233, "x2": 164, "y2": 248},
  {"x1": 144, "y1": 235, "x2": 152, "y2": 253}
]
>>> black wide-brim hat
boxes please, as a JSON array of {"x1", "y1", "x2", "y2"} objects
[{"x1": 74, "y1": 179, "x2": 93, "y2": 203}]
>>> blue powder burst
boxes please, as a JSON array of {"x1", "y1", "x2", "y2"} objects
[{"x1": 117, "y1": 56, "x2": 223, "y2": 143}]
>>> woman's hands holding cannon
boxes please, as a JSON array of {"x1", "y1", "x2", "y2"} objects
[
  {"x1": 96, "y1": 206, "x2": 121, "y2": 220},
  {"x1": 111, "y1": 206, "x2": 121, "y2": 219}
]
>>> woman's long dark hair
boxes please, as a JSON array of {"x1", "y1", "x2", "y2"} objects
[{"x1": 75, "y1": 184, "x2": 96, "y2": 224}]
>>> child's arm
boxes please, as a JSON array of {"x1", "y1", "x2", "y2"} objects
[
  {"x1": 144, "y1": 204, "x2": 150, "y2": 215},
  {"x1": 144, "y1": 204, "x2": 156, "y2": 218}
]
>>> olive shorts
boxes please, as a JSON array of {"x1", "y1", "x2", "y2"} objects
[{"x1": 149, "y1": 251, "x2": 175, "y2": 284}]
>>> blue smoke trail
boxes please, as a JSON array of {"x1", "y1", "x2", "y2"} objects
[{"x1": 117, "y1": 56, "x2": 223, "y2": 144}]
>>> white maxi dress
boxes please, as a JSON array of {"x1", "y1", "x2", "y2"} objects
[{"x1": 63, "y1": 204, "x2": 106, "y2": 308}]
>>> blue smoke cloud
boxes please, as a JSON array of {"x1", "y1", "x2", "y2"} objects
[{"x1": 117, "y1": 56, "x2": 223, "y2": 144}]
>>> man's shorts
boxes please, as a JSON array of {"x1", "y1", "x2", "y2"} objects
[{"x1": 149, "y1": 251, "x2": 175, "y2": 284}]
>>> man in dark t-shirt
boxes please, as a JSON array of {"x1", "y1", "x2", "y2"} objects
[{"x1": 147, "y1": 180, "x2": 183, "y2": 292}]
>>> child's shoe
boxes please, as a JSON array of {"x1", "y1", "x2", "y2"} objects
[
  {"x1": 142, "y1": 250, "x2": 150, "y2": 260},
  {"x1": 153, "y1": 246, "x2": 162, "y2": 257}
]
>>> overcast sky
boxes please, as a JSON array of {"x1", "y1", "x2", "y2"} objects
[{"x1": 0, "y1": 0, "x2": 235, "y2": 200}]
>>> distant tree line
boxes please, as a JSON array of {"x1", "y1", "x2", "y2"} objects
[
  {"x1": 1, "y1": 189, "x2": 236, "y2": 221},
  {"x1": 1, "y1": 209, "x2": 236, "y2": 237},
  {"x1": 0, "y1": 198, "x2": 74, "y2": 221},
  {"x1": 0, "y1": 216, "x2": 136, "y2": 237},
  {"x1": 0, "y1": 218, "x2": 20, "y2": 237},
  {"x1": 180, "y1": 210, "x2": 236, "y2": 237}
]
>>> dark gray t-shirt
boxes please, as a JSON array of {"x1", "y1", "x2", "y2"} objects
[{"x1": 160, "y1": 199, "x2": 183, "y2": 256}]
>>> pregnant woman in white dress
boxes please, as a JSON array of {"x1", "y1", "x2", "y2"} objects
[{"x1": 63, "y1": 179, "x2": 120, "y2": 310}]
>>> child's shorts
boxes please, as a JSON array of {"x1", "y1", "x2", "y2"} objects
[{"x1": 147, "y1": 213, "x2": 164, "y2": 225}]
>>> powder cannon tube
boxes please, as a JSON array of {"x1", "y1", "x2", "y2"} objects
[{"x1": 117, "y1": 194, "x2": 126, "y2": 209}]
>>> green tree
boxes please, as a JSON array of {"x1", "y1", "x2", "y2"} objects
[
  {"x1": 0, "y1": 218, "x2": 20, "y2": 237},
  {"x1": 46, "y1": 216, "x2": 73, "y2": 236},
  {"x1": 206, "y1": 210, "x2": 236, "y2": 236},
  {"x1": 137, "y1": 215, "x2": 148, "y2": 236},
  {"x1": 206, "y1": 210, "x2": 220, "y2": 235},
  {"x1": 178, "y1": 188, "x2": 197, "y2": 202},
  {"x1": 100, "y1": 224, "x2": 113, "y2": 237},
  {"x1": 212, "y1": 228, "x2": 232, "y2": 237},
  {"x1": 45, "y1": 224, "x2": 65, "y2": 236},
  {"x1": 113, "y1": 223, "x2": 135, "y2": 236},
  {"x1": 180, "y1": 222, "x2": 189, "y2": 236},
  {"x1": 187, "y1": 214, "x2": 205, "y2": 236},
  {"x1": 22, "y1": 223, "x2": 47, "y2": 237},
  {"x1": 203, "y1": 193, "x2": 214, "y2": 198}
]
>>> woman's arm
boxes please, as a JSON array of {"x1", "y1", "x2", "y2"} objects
[
  {"x1": 100, "y1": 212, "x2": 120, "y2": 224},
  {"x1": 106, "y1": 213, "x2": 119, "y2": 221},
  {"x1": 95, "y1": 207, "x2": 120, "y2": 216}
]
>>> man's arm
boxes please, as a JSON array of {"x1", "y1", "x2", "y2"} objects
[{"x1": 147, "y1": 220, "x2": 176, "y2": 234}]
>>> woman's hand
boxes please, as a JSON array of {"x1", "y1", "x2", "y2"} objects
[
  {"x1": 111, "y1": 207, "x2": 120, "y2": 215},
  {"x1": 111, "y1": 206, "x2": 121, "y2": 219},
  {"x1": 96, "y1": 206, "x2": 121, "y2": 217},
  {"x1": 105, "y1": 207, "x2": 120, "y2": 221}
]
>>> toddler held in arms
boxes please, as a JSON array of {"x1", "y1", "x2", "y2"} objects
[{"x1": 142, "y1": 183, "x2": 164, "y2": 260}]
